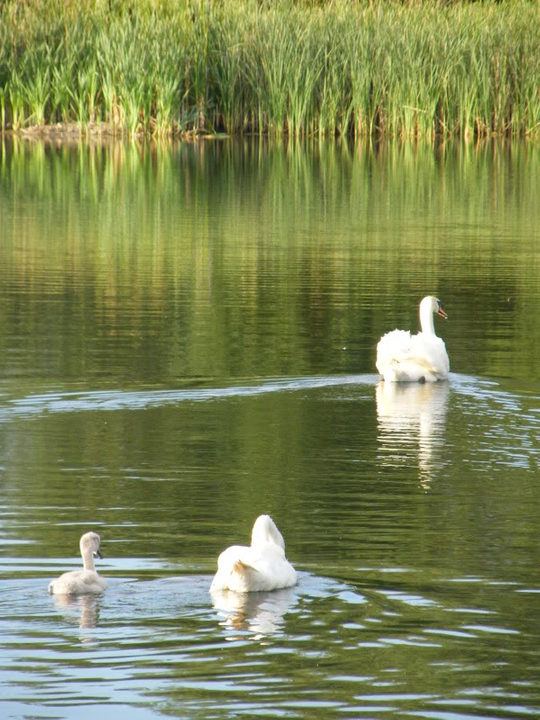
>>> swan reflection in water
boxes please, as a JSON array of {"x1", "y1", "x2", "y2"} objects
[
  {"x1": 52, "y1": 592, "x2": 102, "y2": 632},
  {"x1": 376, "y1": 380, "x2": 450, "y2": 488},
  {"x1": 211, "y1": 585, "x2": 298, "y2": 639}
]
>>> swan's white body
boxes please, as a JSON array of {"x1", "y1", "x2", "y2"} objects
[
  {"x1": 48, "y1": 531, "x2": 107, "y2": 595},
  {"x1": 376, "y1": 296, "x2": 449, "y2": 382},
  {"x1": 210, "y1": 515, "x2": 297, "y2": 593}
]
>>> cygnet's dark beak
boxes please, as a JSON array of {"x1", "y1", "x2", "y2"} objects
[
  {"x1": 94, "y1": 549, "x2": 103, "y2": 560},
  {"x1": 437, "y1": 302, "x2": 448, "y2": 319}
]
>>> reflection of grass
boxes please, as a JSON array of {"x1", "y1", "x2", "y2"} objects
[
  {"x1": 1, "y1": 0, "x2": 540, "y2": 139},
  {"x1": 1, "y1": 139, "x2": 538, "y2": 379}
]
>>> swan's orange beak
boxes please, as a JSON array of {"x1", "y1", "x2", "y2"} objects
[{"x1": 438, "y1": 305, "x2": 448, "y2": 319}]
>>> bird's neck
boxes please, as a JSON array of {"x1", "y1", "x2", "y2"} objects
[
  {"x1": 419, "y1": 303, "x2": 436, "y2": 335},
  {"x1": 81, "y1": 547, "x2": 96, "y2": 572}
]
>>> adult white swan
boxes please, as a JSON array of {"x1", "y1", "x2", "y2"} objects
[
  {"x1": 376, "y1": 296, "x2": 449, "y2": 382},
  {"x1": 210, "y1": 515, "x2": 297, "y2": 593},
  {"x1": 48, "y1": 531, "x2": 107, "y2": 595}
]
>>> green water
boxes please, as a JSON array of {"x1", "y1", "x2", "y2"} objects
[{"x1": 0, "y1": 138, "x2": 539, "y2": 719}]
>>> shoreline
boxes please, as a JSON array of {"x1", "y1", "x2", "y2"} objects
[{"x1": 3, "y1": 122, "x2": 228, "y2": 143}]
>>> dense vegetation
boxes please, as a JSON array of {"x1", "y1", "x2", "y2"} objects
[{"x1": 1, "y1": 0, "x2": 539, "y2": 140}]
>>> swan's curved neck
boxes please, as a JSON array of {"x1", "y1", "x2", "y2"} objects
[
  {"x1": 81, "y1": 545, "x2": 96, "y2": 572},
  {"x1": 419, "y1": 301, "x2": 436, "y2": 336},
  {"x1": 251, "y1": 516, "x2": 285, "y2": 549}
]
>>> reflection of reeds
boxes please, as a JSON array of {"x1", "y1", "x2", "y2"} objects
[
  {"x1": 1, "y1": 137, "x2": 538, "y2": 386},
  {"x1": 1, "y1": 0, "x2": 539, "y2": 139}
]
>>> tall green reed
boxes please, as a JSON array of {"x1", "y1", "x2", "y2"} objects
[{"x1": 1, "y1": 0, "x2": 539, "y2": 140}]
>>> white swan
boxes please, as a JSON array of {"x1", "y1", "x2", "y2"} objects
[
  {"x1": 376, "y1": 296, "x2": 449, "y2": 382},
  {"x1": 48, "y1": 531, "x2": 107, "y2": 595},
  {"x1": 210, "y1": 515, "x2": 297, "y2": 593}
]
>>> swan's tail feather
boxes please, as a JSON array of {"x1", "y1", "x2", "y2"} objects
[
  {"x1": 232, "y1": 559, "x2": 259, "y2": 575},
  {"x1": 388, "y1": 353, "x2": 447, "y2": 381},
  {"x1": 393, "y1": 356, "x2": 436, "y2": 374}
]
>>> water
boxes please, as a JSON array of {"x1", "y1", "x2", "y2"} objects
[{"x1": 1, "y1": 138, "x2": 539, "y2": 719}]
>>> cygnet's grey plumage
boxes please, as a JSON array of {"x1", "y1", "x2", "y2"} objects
[{"x1": 48, "y1": 531, "x2": 107, "y2": 595}]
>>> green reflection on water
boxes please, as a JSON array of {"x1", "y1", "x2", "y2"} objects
[
  {"x1": 1, "y1": 139, "x2": 539, "y2": 385},
  {"x1": 0, "y1": 138, "x2": 539, "y2": 719}
]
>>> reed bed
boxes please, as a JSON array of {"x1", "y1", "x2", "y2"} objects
[{"x1": 1, "y1": 0, "x2": 539, "y2": 140}]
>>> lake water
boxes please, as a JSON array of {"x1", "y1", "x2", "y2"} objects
[{"x1": 1, "y1": 138, "x2": 539, "y2": 719}]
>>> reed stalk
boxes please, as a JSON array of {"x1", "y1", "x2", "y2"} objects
[{"x1": 1, "y1": 0, "x2": 539, "y2": 140}]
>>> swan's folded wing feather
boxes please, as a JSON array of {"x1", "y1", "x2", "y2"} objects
[
  {"x1": 378, "y1": 331, "x2": 449, "y2": 381},
  {"x1": 233, "y1": 559, "x2": 260, "y2": 574},
  {"x1": 394, "y1": 354, "x2": 440, "y2": 376},
  {"x1": 211, "y1": 542, "x2": 296, "y2": 592},
  {"x1": 394, "y1": 336, "x2": 449, "y2": 379},
  {"x1": 376, "y1": 330, "x2": 412, "y2": 374},
  {"x1": 409, "y1": 335, "x2": 449, "y2": 375},
  {"x1": 216, "y1": 545, "x2": 248, "y2": 571}
]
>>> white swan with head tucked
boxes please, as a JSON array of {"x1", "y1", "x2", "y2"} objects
[
  {"x1": 376, "y1": 296, "x2": 449, "y2": 382},
  {"x1": 48, "y1": 531, "x2": 107, "y2": 595},
  {"x1": 210, "y1": 515, "x2": 297, "y2": 593}
]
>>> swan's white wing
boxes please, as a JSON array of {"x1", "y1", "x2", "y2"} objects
[
  {"x1": 377, "y1": 331, "x2": 449, "y2": 382},
  {"x1": 409, "y1": 334, "x2": 449, "y2": 378},
  {"x1": 211, "y1": 543, "x2": 296, "y2": 593},
  {"x1": 376, "y1": 330, "x2": 411, "y2": 372}
]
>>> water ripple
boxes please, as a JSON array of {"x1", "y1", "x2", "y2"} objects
[
  {"x1": 0, "y1": 375, "x2": 376, "y2": 421},
  {"x1": 1, "y1": 564, "x2": 539, "y2": 719}
]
